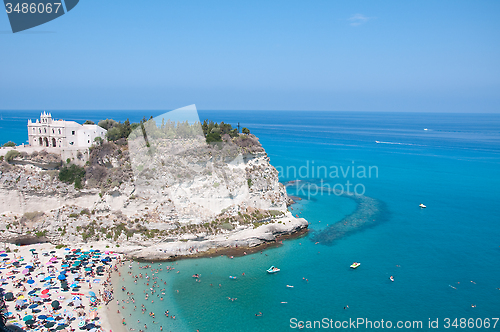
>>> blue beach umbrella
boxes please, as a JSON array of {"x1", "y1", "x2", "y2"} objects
[
  {"x1": 28, "y1": 304, "x2": 38, "y2": 309},
  {"x1": 57, "y1": 274, "x2": 66, "y2": 280},
  {"x1": 27, "y1": 279, "x2": 35, "y2": 284},
  {"x1": 88, "y1": 291, "x2": 96, "y2": 297},
  {"x1": 38, "y1": 315, "x2": 48, "y2": 320}
]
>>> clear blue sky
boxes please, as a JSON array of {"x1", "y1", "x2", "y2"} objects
[{"x1": 1, "y1": 0, "x2": 499, "y2": 112}]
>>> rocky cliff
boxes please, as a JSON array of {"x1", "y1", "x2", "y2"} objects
[{"x1": 0, "y1": 132, "x2": 308, "y2": 259}]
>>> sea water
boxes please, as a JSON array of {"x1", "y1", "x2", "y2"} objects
[{"x1": 2, "y1": 111, "x2": 500, "y2": 331}]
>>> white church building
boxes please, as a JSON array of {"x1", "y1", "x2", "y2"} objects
[{"x1": 28, "y1": 112, "x2": 107, "y2": 148}]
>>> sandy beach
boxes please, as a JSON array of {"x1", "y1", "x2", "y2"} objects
[{"x1": 0, "y1": 242, "x2": 125, "y2": 332}]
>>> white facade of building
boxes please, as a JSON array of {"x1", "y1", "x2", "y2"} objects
[{"x1": 28, "y1": 112, "x2": 107, "y2": 148}]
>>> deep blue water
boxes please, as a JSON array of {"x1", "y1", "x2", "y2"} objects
[{"x1": 2, "y1": 110, "x2": 500, "y2": 331}]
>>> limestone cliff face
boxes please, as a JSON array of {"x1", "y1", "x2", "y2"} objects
[{"x1": 0, "y1": 135, "x2": 308, "y2": 252}]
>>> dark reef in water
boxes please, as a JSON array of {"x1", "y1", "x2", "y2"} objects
[{"x1": 286, "y1": 182, "x2": 388, "y2": 245}]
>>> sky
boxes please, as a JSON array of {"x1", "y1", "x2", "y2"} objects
[{"x1": 0, "y1": 0, "x2": 499, "y2": 112}]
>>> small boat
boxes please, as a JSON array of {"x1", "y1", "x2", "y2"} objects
[
  {"x1": 419, "y1": 203, "x2": 426, "y2": 208},
  {"x1": 424, "y1": 128, "x2": 428, "y2": 131},
  {"x1": 229, "y1": 276, "x2": 237, "y2": 279},
  {"x1": 390, "y1": 276, "x2": 394, "y2": 282},
  {"x1": 286, "y1": 285, "x2": 294, "y2": 288},
  {"x1": 350, "y1": 262, "x2": 361, "y2": 269},
  {"x1": 192, "y1": 274, "x2": 200, "y2": 278},
  {"x1": 267, "y1": 266, "x2": 280, "y2": 274}
]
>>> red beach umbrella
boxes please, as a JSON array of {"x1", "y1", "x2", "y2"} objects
[{"x1": 41, "y1": 289, "x2": 49, "y2": 295}]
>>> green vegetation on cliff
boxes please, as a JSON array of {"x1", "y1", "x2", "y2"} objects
[{"x1": 58, "y1": 164, "x2": 86, "y2": 189}]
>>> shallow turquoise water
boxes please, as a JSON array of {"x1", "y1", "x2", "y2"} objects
[{"x1": 3, "y1": 111, "x2": 500, "y2": 331}]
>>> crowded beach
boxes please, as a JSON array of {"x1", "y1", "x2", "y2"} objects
[{"x1": 0, "y1": 243, "x2": 123, "y2": 332}]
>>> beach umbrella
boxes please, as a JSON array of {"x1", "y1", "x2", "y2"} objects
[
  {"x1": 4, "y1": 292, "x2": 13, "y2": 301},
  {"x1": 25, "y1": 319, "x2": 36, "y2": 326},
  {"x1": 28, "y1": 304, "x2": 38, "y2": 309},
  {"x1": 0, "y1": 254, "x2": 7, "y2": 257},
  {"x1": 27, "y1": 279, "x2": 35, "y2": 284},
  {"x1": 84, "y1": 267, "x2": 92, "y2": 271},
  {"x1": 41, "y1": 289, "x2": 49, "y2": 294},
  {"x1": 46, "y1": 317, "x2": 55, "y2": 321},
  {"x1": 50, "y1": 250, "x2": 56, "y2": 254},
  {"x1": 23, "y1": 315, "x2": 33, "y2": 321},
  {"x1": 51, "y1": 300, "x2": 60, "y2": 308},
  {"x1": 57, "y1": 274, "x2": 66, "y2": 280},
  {"x1": 28, "y1": 290, "x2": 37, "y2": 295},
  {"x1": 56, "y1": 325, "x2": 67, "y2": 330},
  {"x1": 38, "y1": 315, "x2": 48, "y2": 320},
  {"x1": 29, "y1": 249, "x2": 36, "y2": 252},
  {"x1": 45, "y1": 322, "x2": 56, "y2": 328},
  {"x1": 25, "y1": 265, "x2": 33, "y2": 269},
  {"x1": 32, "y1": 296, "x2": 42, "y2": 302},
  {"x1": 88, "y1": 291, "x2": 96, "y2": 297},
  {"x1": 40, "y1": 294, "x2": 50, "y2": 299},
  {"x1": 61, "y1": 264, "x2": 69, "y2": 268},
  {"x1": 22, "y1": 269, "x2": 30, "y2": 274}
]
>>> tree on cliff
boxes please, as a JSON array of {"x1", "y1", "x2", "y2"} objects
[{"x1": 242, "y1": 127, "x2": 250, "y2": 135}]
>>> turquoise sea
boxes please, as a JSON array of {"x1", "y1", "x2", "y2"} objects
[{"x1": 2, "y1": 111, "x2": 500, "y2": 331}]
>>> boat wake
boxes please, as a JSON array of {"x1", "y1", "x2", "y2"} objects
[
  {"x1": 307, "y1": 187, "x2": 389, "y2": 245},
  {"x1": 375, "y1": 141, "x2": 425, "y2": 146}
]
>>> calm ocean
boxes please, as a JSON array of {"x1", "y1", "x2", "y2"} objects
[{"x1": 2, "y1": 110, "x2": 500, "y2": 331}]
